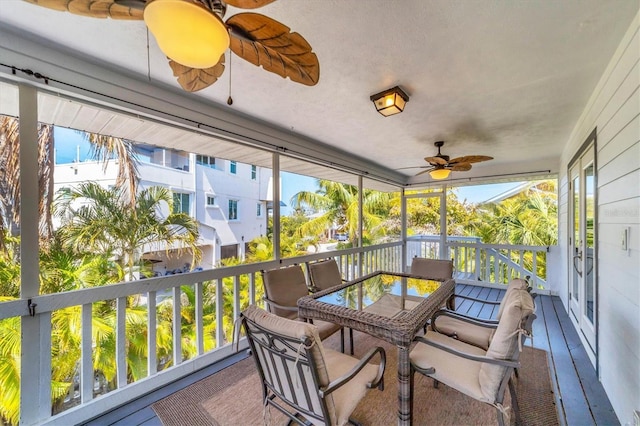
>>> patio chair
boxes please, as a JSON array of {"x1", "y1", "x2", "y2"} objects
[
  {"x1": 431, "y1": 277, "x2": 532, "y2": 350},
  {"x1": 261, "y1": 264, "x2": 350, "y2": 353},
  {"x1": 305, "y1": 258, "x2": 347, "y2": 292},
  {"x1": 409, "y1": 286, "x2": 536, "y2": 426},
  {"x1": 410, "y1": 257, "x2": 454, "y2": 281},
  {"x1": 241, "y1": 305, "x2": 386, "y2": 426}
]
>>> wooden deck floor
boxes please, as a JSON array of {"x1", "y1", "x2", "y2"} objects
[{"x1": 84, "y1": 284, "x2": 619, "y2": 426}]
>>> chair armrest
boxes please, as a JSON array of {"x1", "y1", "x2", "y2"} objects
[
  {"x1": 413, "y1": 336, "x2": 520, "y2": 369},
  {"x1": 262, "y1": 297, "x2": 298, "y2": 313},
  {"x1": 453, "y1": 293, "x2": 502, "y2": 306},
  {"x1": 320, "y1": 346, "x2": 386, "y2": 397},
  {"x1": 430, "y1": 309, "x2": 499, "y2": 333}
]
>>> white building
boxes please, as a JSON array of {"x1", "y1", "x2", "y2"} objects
[{"x1": 54, "y1": 143, "x2": 271, "y2": 272}]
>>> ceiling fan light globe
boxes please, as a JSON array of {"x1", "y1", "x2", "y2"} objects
[
  {"x1": 144, "y1": 0, "x2": 229, "y2": 69},
  {"x1": 429, "y1": 168, "x2": 451, "y2": 180}
]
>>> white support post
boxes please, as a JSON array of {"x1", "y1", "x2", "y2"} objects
[
  {"x1": 147, "y1": 291, "x2": 157, "y2": 375},
  {"x1": 81, "y1": 303, "x2": 93, "y2": 403},
  {"x1": 172, "y1": 286, "x2": 182, "y2": 365},
  {"x1": 18, "y1": 84, "x2": 51, "y2": 426},
  {"x1": 439, "y1": 185, "x2": 447, "y2": 260},
  {"x1": 358, "y1": 175, "x2": 363, "y2": 277},
  {"x1": 272, "y1": 153, "x2": 281, "y2": 262},
  {"x1": 401, "y1": 188, "x2": 407, "y2": 272}
]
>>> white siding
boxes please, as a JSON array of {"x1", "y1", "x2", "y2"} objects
[{"x1": 559, "y1": 10, "x2": 640, "y2": 424}]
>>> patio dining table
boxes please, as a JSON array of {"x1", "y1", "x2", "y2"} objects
[{"x1": 297, "y1": 271, "x2": 455, "y2": 426}]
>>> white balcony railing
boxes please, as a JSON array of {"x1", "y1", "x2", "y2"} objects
[
  {"x1": 407, "y1": 235, "x2": 550, "y2": 290},
  {"x1": 1, "y1": 238, "x2": 551, "y2": 425}
]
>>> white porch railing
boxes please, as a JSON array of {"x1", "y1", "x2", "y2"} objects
[
  {"x1": 406, "y1": 235, "x2": 550, "y2": 290},
  {"x1": 1, "y1": 243, "x2": 403, "y2": 426},
  {"x1": 0, "y1": 238, "x2": 551, "y2": 425}
]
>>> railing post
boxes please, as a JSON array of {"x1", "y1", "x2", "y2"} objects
[
  {"x1": 19, "y1": 84, "x2": 52, "y2": 425},
  {"x1": 475, "y1": 244, "x2": 481, "y2": 281}
]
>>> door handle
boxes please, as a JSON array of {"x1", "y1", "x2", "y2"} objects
[
  {"x1": 573, "y1": 251, "x2": 583, "y2": 277},
  {"x1": 585, "y1": 255, "x2": 594, "y2": 276}
]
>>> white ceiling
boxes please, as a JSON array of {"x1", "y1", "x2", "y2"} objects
[{"x1": 0, "y1": 0, "x2": 637, "y2": 187}]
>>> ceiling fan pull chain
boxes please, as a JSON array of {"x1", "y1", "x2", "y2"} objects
[{"x1": 227, "y1": 52, "x2": 233, "y2": 106}]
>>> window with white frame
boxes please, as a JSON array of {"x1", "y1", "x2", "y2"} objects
[
  {"x1": 196, "y1": 155, "x2": 216, "y2": 168},
  {"x1": 173, "y1": 192, "x2": 190, "y2": 214},
  {"x1": 256, "y1": 203, "x2": 262, "y2": 216},
  {"x1": 206, "y1": 195, "x2": 217, "y2": 207},
  {"x1": 251, "y1": 165, "x2": 257, "y2": 180},
  {"x1": 230, "y1": 161, "x2": 237, "y2": 174},
  {"x1": 228, "y1": 199, "x2": 238, "y2": 220}
]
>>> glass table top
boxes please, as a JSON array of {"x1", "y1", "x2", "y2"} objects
[{"x1": 315, "y1": 272, "x2": 445, "y2": 320}]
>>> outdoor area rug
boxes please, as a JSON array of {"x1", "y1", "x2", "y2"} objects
[{"x1": 152, "y1": 331, "x2": 559, "y2": 425}]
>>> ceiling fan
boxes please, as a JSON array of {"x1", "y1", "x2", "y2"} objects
[
  {"x1": 23, "y1": 0, "x2": 320, "y2": 92},
  {"x1": 404, "y1": 141, "x2": 493, "y2": 179}
]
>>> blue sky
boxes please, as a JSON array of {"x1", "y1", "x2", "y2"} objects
[{"x1": 55, "y1": 127, "x2": 521, "y2": 212}]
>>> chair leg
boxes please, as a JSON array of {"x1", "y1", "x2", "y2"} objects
[
  {"x1": 496, "y1": 408, "x2": 506, "y2": 426},
  {"x1": 340, "y1": 328, "x2": 345, "y2": 353},
  {"x1": 433, "y1": 379, "x2": 439, "y2": 388},
  {"x1": 349, "y1": 328, "x2": 354, "y2": 355},
  {"x1": 409, "y1": 366, "x2": 416, "y2": 425},
  {"x1": 509, "y1": 377, "x2": 522, "y2": 425}
]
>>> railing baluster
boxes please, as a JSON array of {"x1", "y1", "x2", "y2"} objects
[
  {"x1": 172, "y1": 287, "x2": 182, "y2": 365},
  {"x1": 216, "y1": 278, "x2": 224, "y2": 348},
  {"x1": 116, "y1": 296, "x2": 127, "y2": 387},
  {"x1": 233, "y1": 275, "x2": 241, "y2": 322},
  {"x1": 249, "y1": 273, "x2": 256, "y2": 305},
  {"x1": 81, "y1": 303, "x2": 93, "y2": 403},
  {"x1": 532, "y1": 250, "x2": 538, "y2": 289},
  {"x1": 147, "y1": 291, "x2": 157, "y2": 375},
  {"x1": 195, "y1": 282, "x2": 204, "y2": 355}
]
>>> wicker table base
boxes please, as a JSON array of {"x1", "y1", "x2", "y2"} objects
[{"x1": 298, "y1": 272, "x2": 455, "y2": 426}]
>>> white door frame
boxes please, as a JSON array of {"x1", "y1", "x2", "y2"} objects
[{"x1": 568, "y1": 128, "x2": 598, "y2": 368}]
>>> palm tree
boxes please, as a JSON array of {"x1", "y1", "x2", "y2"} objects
[
  {"x1": 55, "y1": 183, "x2": 202, "y2": 281},
  {"x1": 0, "y1": 115, "x2": 140, "y2": 250},
  {"x1": 290, "y1": 180, "x2": 392, "y2": 246}
]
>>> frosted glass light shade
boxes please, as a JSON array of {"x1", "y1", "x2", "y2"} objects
[
  {"x1": 429, "y1": 168, "x2": 451, "y2": 180},
  {"x1": 144, "y1": 0, "x2": 229, "y2": 69},
  {"x1": 370, "y1": 86, "x2": 409, "y2": 117}
]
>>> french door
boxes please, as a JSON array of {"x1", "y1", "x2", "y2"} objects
[{"x1": 569, "y1": 143, "x2": 596, "y2": 354}]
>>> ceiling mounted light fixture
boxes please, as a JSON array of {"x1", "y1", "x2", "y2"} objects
[
  {"x1": 370, "y1": 86, "x2": 409, "y2": 117},
  {"x1": 144, "y1": 0, "x2": 230, "y2": 69},
  {"x1": 429, "y1": 168, "x2": 451, "y2": 180}
]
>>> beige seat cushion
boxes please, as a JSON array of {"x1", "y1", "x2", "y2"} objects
[
  {"x1": 495, "y1": 278, "x2": 530, "y2": 320},
  {"x1": 262, "y1": 266, "x2": 309, "y2": 317},
  {"x1": 432, "y1": 315, "x2": 494, "y2": 350},
  {"x1": 478, "y1": 288, "x2": 535, "y2": 401},
  {"x1": 323, "y1": 348, "x2": 380, "y2": 426},
  {"x1": 308, "y1": 259, "x2": 343, "y2": 291},
  {"x1": 410, "y1": 331, "x2": 489, "y2": 403}
]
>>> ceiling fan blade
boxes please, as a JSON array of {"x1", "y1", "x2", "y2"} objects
[
  {"x1": 169, "y1": 55, "x2": 226, "y2": 92},
  {"x1": 23, "y1": 0, "x2": 143, "y2": 19},
  {"x1": 227, "y1": 13, "x2": 319, "y2": 86},
  {"x1": 450, "y1": 163, "x2": 472, "y2": 171},
  {"x1": 424, "y1": 156, "x2": 448, "y2": 166},
  {"x1": 448, "y1": 155, "x2": 493, "y2": 164},
  {"x1": 224, "y1": 0, "x2": 276, "y2": 9}
]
